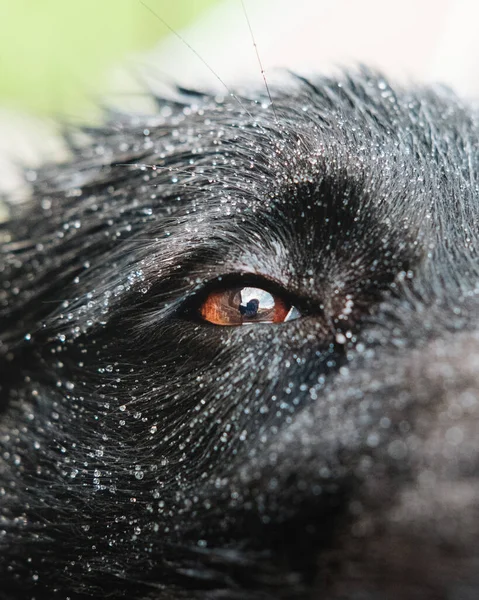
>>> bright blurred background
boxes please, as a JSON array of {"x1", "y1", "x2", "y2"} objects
[
  {"x1": 0, "y1": 0, "x2": 219, "y2": 117},
  {"x1": 3, "y1": 0, "x2": 479, "y2": 118},
  {"x1": 0, "y1": 0, "x2": 219, "y2": 202},
  {"x1": 2, "y1": 0, "x2": 479, "y2": 200}
]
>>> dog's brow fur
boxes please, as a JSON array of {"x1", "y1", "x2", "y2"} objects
[{"x1": 0, "y1": 70, "x2": 479, "y2": 599}]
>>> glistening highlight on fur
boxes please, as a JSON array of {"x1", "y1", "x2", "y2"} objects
[{"x1": 1, "y1": 70, "x2": 479, "y2": 599}]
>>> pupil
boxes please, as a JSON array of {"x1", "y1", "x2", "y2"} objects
[{"x1": 239, "y1": 298, "x2": 260, "y2": 317}]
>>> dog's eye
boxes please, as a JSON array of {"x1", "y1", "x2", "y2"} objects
[{"x1": 200, "y1": 286, "x2": 301, "y2": 326}]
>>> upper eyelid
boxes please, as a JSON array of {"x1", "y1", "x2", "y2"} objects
[{"x1": 187, "y1": 272, "x2": 295, "y2": 301}]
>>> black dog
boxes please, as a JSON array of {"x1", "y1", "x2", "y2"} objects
[{"x1": 1, "y1": 69, "x2": 479, "y2": 599}]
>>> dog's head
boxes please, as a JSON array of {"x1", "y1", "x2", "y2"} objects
[{"x1": 1, "y1": 71, "x2": 479, "y2": 599}]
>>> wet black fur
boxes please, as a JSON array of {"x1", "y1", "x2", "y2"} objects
[{"x1": 1, "y1": 70, "x2": 479, "y2": 599}]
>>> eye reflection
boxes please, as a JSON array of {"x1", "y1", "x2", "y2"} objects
[{"x1": 200, "y1": 286, "x2": 300, "y2": 326}]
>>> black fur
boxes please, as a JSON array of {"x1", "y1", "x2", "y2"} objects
[{"x1": 1, "y1": 70, "x2": 479, "y2": 599}]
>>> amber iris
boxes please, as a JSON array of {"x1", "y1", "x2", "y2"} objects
[{"x1": 200, "y1": 286, "x2": 297, "y2": 326}]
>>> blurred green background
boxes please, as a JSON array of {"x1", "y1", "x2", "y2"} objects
[{"x1": 0, "y1": 0, "x2": 219, "y2": 117}]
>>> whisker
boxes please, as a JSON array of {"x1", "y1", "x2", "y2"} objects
[
  {"x1": 240, "y1": 0, "x2": 278, "y2": 124},
  {"x1": 139, "y1": 1, "x2": 255, "y2": 120}
]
